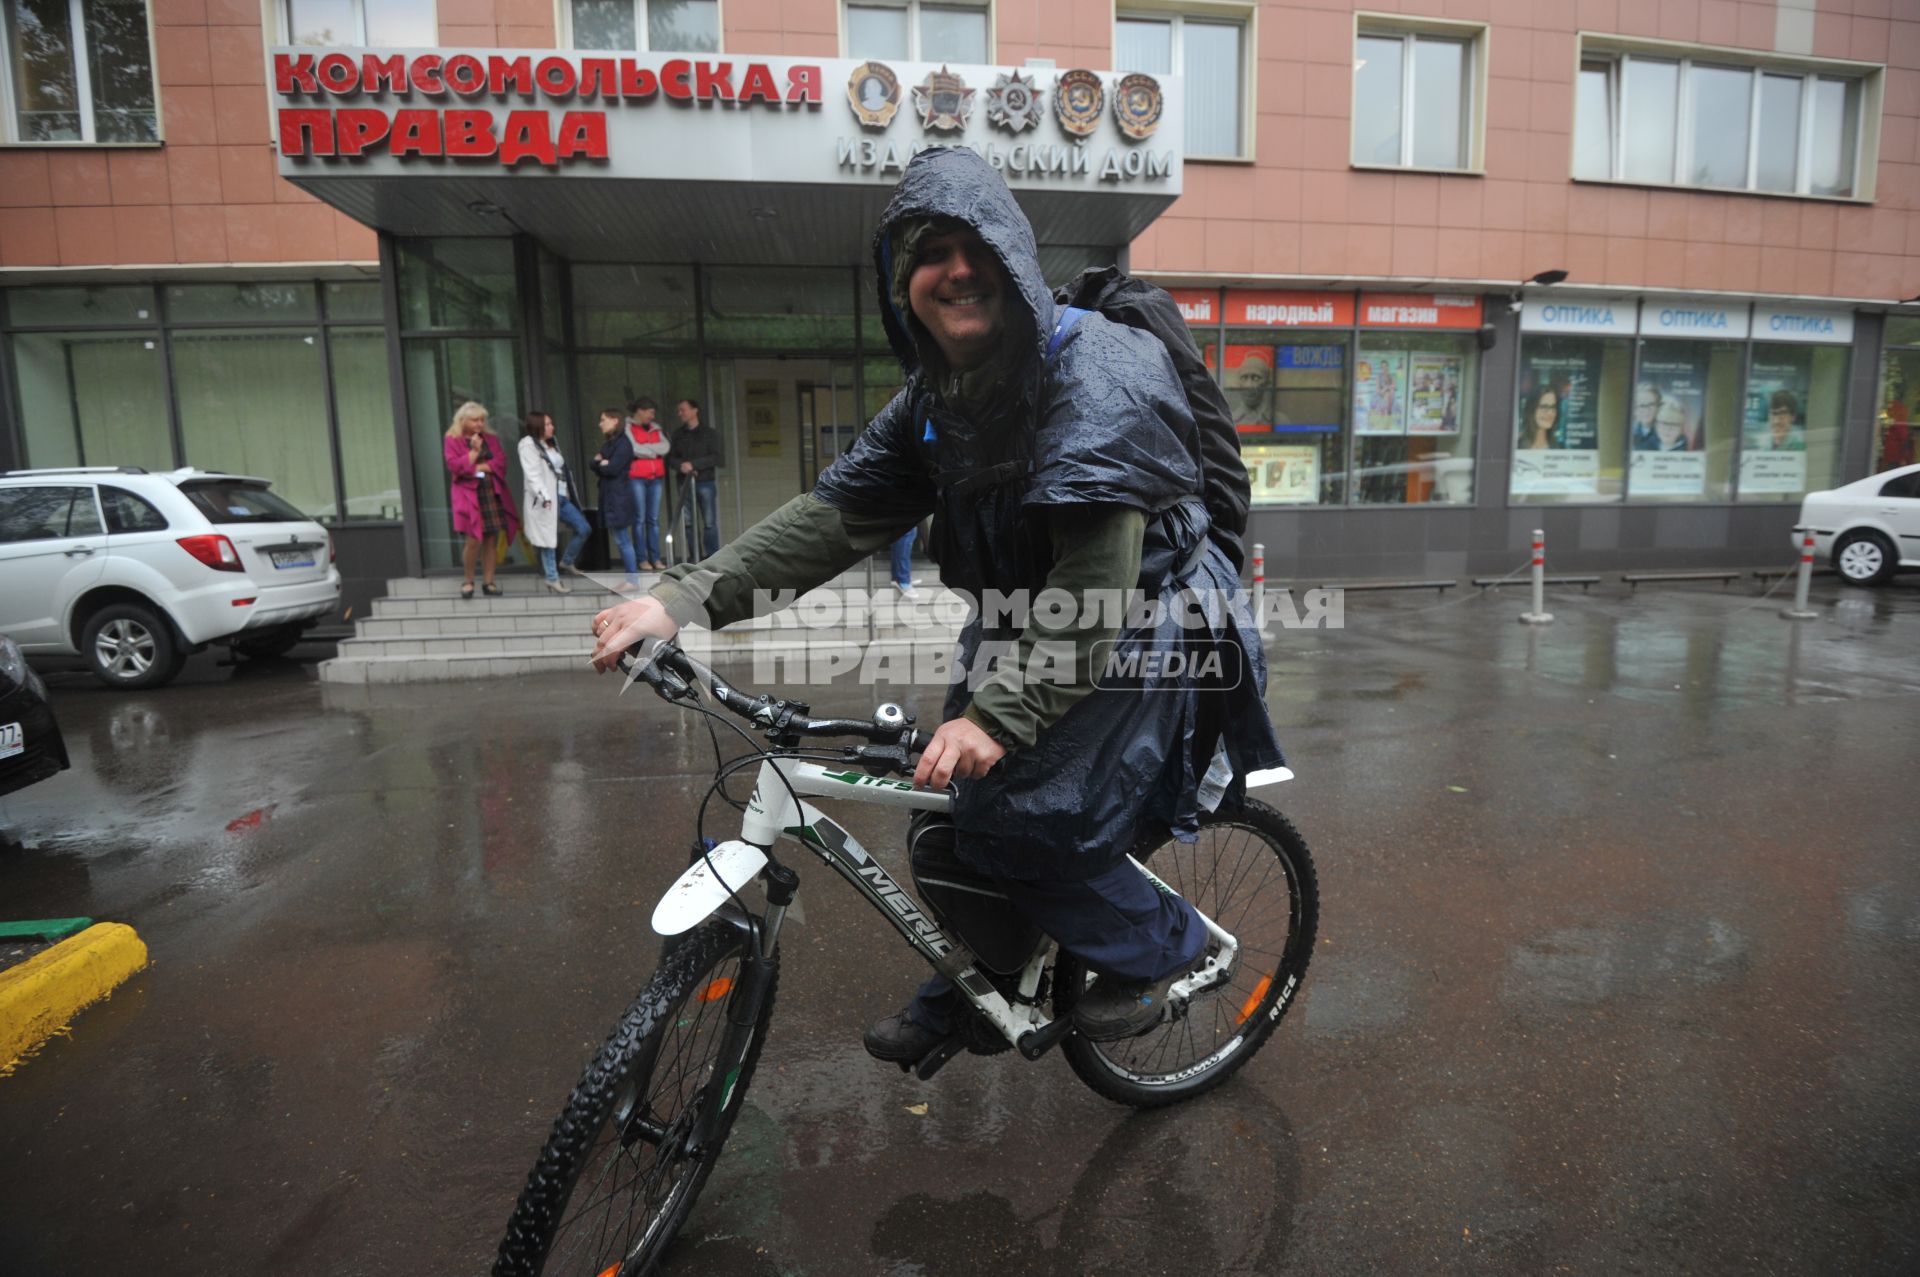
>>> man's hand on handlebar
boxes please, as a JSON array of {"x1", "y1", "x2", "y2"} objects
[
  {"x1": 913, "y1": 718, "x2": 1005, "y2": 790},
  {"x1": 591, "y1": 595, "x2": 679, "y2": 672}
]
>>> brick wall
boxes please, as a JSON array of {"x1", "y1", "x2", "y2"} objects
[{"x1": 1127, "y1": 0, "x2": 1920, "y2": 302}]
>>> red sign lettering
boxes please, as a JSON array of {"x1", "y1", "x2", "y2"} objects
[
  {"x1": 389, "y1": 110, "x2": 442, "y2": 157},
  {"x1": 556, "y1": 112, "x2": 608, "y2": 160},
  {"x1": 535, "y1": 57, "x2": 577, "y2": 98},
  {"x1": 444, "y1": 55, "x2": 486, "y2": 97},
  {"x1": 277, "y1": 108, "x2": 333, "y2": 155},
  {"x1": 662, "y1": 59, "x2": 692, "y2": 101},
  {"x1": 487, "y1": 56, "x2": 533, "y2": 97},
  {"x1": 412, "y1": 54, "x2": 445, "y2": 96},
  {"x1": 737, "y1": 63, "x2": 781, "y2": 104},
  {"x1": 694, "y1": 61, "x2": 734, "y2": 101},
  {"x1": 443, "y1": 109, "x2": 495, "y2": 156},
  {"x1": 335, "y1": 109, "x2": 391, "y2": 156},
  {"x1": 317, "y1": 52, "x2": 358, "y2": 94},
  {"x1": 274, "y1": 54, "x2": 317, "y2": 95},
  {"x1": 786, "y1": 64, "x2": 821, "y2": 104}
]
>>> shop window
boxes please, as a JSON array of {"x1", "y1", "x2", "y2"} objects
[
  {"x1": 1212, "y1": 334, "x2": 1349, "y2": 507},
  {"x1": 282, "y1": 0, "x2": 434, "y2": 46},
  {"x1": 704, "y1": 266, "x2": 856, "y2": 351},
  {"x1": 1511, "y1": 335, "x2": 1634, "y2": 504},
  {"x1": 1352, "y1": 22, "x2": 1484, "y2": 172},
  {"x1": 1351, "y1": 332, "x2": 1478, "y2": 505},
  {"x1": 1875, "y1": 318, "x2": 1920, "y2": 474},
  {"x1": 846, "y1": 1, "x2": 987, "y2": 64},
  {"x1": 1, "y1": 0, "x2": 156, "y2": 142},
  {"x1": 396, "y1": 239, "x2": 518, "y2": 334},
  {"x1": 1627, "y1": 339, "x2": 1741, "y2": 502},
  {"x1": 330, "y1": 328, "x2": 403, "y2": 521},
  {"x1": 1737, "y1": 343, "x2": 1846, "y2": 503},
  {"x1": 12, "y1": 330, "x2": 170, "y2": 472},
  {"x1": 571, "y1": 0, "x2": 719, "y2": 52},
  {"x1": 571, "y1": 263, "x2": 697, "y2": 349},
  {"x1": 1117, "y1": 8, "x2": 1248, "y2": 159},
  {"x1": 1574, "y1": 42, "x2": 1876, "y2": 198},
  {"x1": 174, "y1": 330, "x2": 335, "y2": 519}
]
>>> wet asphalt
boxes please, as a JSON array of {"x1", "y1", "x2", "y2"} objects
[{"x1": 1, "y1": 575, "x2": 1917, "y2": 1276}]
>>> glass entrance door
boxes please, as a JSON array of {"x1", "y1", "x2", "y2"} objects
[{"x1": 726, "y1": 359, "x2": 856, "y2": 535}]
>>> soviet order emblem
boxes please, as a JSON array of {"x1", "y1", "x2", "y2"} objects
[
  {"x1": 912, "y1": 65, "x2": 975, "y2": 132},
  {"x1": 1054, "y1": 69, "x2": 1104, "y2": 137},
  {"x1": 985, "y1": 70, "x2": 1044, "y2": 134},
  {"x1": 1113, "y1": 73, "x2": 1163, "y2": 141},
  {"x1": 847, "y1": 61, "x2": 900, "y2": 129}
]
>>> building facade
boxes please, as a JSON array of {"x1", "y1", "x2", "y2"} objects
[{"x1": 3, "y1": 0, "x2": 1919, "y2": 612}]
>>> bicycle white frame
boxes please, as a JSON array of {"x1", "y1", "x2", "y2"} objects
[{"x1": 670, "y1": 756, "x2": 1250, "y2": 1050}]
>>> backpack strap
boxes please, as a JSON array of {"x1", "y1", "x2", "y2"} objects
[{"x1": 1047, "y1": 306, "x2": 1091, "y2": 361}]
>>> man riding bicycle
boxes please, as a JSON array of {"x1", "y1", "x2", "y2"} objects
[{"x1": 590, "y1": 146, "x2": 1283, "y2": 1064}]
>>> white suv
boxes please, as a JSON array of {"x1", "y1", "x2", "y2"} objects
[{"x1": 0, "y1": 467, "x2": 341, "y2": 689}]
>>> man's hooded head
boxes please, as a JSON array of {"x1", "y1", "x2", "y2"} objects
[{"x1": 873, "y1": 147, "x2": 1055, "y2": 396}]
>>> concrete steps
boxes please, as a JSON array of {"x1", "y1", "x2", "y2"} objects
[{"x1": 321, "y1": 568, "x2": 961, "y2": 684}]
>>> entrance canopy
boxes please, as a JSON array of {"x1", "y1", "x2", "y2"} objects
[{"x1": 272, "y1": 50, "x2": 1183, "y2": 268}]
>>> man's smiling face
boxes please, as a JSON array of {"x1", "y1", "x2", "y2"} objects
[{"x1": 907, "y1": 227, "x2": 1009, "y2": 371}]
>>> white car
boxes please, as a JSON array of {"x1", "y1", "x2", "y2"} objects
[
  {"x1": 1796, "y1": 462, "x2": 1920, "y2": 586},
  {"x1": 0, "y1": 467, "x2": 341, "y2": 688}
]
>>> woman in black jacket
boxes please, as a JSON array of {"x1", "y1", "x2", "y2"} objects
[{"x1": 587, "y1": 407, "x2": 640, "y2": 592}]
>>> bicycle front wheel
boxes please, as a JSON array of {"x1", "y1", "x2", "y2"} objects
[
  {"x1": 1057, "y1": 798, "x2": 1318, "y2": 1108},
  {"x1": 494, "y1": 920, "x2": 778, "y2": 1276}
]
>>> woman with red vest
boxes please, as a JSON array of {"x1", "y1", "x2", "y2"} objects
[{"x1": 626, "y1": 397, "x2": 670, "y2": 570}]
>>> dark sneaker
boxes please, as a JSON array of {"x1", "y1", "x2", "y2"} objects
[
  {"x1": 1072, "y1": 972, "x2": 1179, "y2": 1041},
  {"x1": 863, "y1": 1011, "x2": 946, "y2": 1063}
]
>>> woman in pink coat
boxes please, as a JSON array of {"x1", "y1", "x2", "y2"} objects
[{"x1": 443, "y1": 401, "x2": 520, "y2": 598}]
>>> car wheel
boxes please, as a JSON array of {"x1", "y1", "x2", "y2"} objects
[
  {"x1": 1833, "y1": 531, "x2": 1896, "y2": 587},
  {"x1": 230, "y1": 623, "x2": 305, "y2": 660},
  {"x1": 81, "y1": 603, "x2": 184, "y2": 690}
]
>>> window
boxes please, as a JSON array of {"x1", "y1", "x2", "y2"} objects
[
  {"x1": 1511, "y1": 334, "x2": 1635, "y2": 504},
  {"x1": 282, "y1": 0, "x2": 434, "y2": 46},
  {"x1": 845, "y1": 1, "x2": 986, "y2": 63},
  {"x1": 0, "y1": 486, "x2": 99, "y2": 542},
  {"x1": 570, "y1": 0, "x2": 719, "y2": 52},
  {"x1": 1, "y1": 0, "x2": 157, "y2": 142},
  {"x1": 1117, "y1": 9, "x2": 1247, "y2": 159},
  {"x1": 6, "y1": 280, "x2": 400, "y2": 526},
  {"x1": 1351, "y1": 332, "x2": 1478, "y2": 505},
  {"x1": 178, "y1": 479, "x2": 307, "y2": 525},
  {"x1": 99, "y1": 484, "x2": 166, "y2": 532},
  {"x1": 1737, "y1": 343, "x2": 1846, "y2": 503},
  {"x1": 1881, "y1": 471, "x2": 1920, "y2": 500},
  {"x1": 1627, "y1": 339, "x2": 1742, "y2": 503},
  {"x1": 1876, "y1": 318, "x2": 1920, "y2": 474},
  {"x1": 1352, "y1": 25, "x2": 1479, "y2": 171},
  {"x1": 1574, "y1": 45, "x2": 1873, "y2": 198}
]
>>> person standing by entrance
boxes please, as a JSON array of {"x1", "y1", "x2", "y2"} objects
[
  {"x1": 589, "y1": 407, "x2": 641, "y2": 593},
  {"x1": 670, "y1": 397, "x2": 723, "y2": 560},
  {"x1": 519, "y1": 409, "x2": 590, "y2": 593},
  {"x1": 443, "y1": 401, "x2": 518, "y2": 600},
  {"x1": 626, "y1": 398, "x2": 669, "y2": 571}
]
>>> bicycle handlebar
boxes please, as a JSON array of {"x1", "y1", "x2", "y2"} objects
[{"x1": 618, "y1": 639, "x2": 931, "y2": 753}]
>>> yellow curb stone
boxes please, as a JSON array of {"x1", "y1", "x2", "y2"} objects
[{"x1": 0, "y1": 922, "x2": 148, "y2": 1074}]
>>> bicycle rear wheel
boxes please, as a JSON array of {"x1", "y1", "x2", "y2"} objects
[
  {"x1": 494, "y1": 920, "x2": 778, "y2": 1276},
  {"x1": 1056, "y1": 798, "x2": 1317, "y2": 1108}
]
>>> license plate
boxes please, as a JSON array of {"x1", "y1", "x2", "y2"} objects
[
  {"x1": 0, "y1": 722, "x2": 21, "y2": 760},
  {"x1": 269, "y1": 550, "x2": 316, "y2": 569}
]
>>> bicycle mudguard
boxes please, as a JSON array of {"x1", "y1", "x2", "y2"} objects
[{"x1": 651, "y1": 841, "x2": 769, "y2": 936}]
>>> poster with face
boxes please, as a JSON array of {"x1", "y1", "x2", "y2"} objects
[
  {"x1": 1741, "y1": 355, "x2": 1811, "y2": 493},
  {"x1": 1353, "y1": 350, "x2": 1407, "y2": 435},
  {"x1": 1629, "y1": 352, "x2": 1709, "y2": 495},
  {"x1": 1516, "y1": 351, "x2": 1599, "y2": 451},
  {"x1": 1406, "y1": 353, "x2": 1462, "y2": 434},
  {"x1": 1205, "y1": 344, "x2": 1274, "y2": 430}
]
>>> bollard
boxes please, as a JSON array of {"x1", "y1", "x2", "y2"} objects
[
  {"x1": 1518, "y1": 529, "x2": 1553, "y2": 625},
  {"x1": 1780, "y1": 528, "x2": 1818, "y2": 621},
  {"x1": 1251, "y1": 542, "x2": 1272, "y2": 638}
]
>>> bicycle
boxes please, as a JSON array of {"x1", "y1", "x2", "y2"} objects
[{"x1": 492, "y1": 639, "x2": 1320, "y2": 1277}]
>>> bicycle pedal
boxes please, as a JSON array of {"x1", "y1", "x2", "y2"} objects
[{"x1": 912, "y1": 1034, "x2": 967, "y2": 1081}]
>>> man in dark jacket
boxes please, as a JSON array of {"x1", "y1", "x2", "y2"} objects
[
  {"x1": 591, "y1": 147, "x2": 1283, "y2": 1061},
  {"x1": 669, "y1": 398, "x2": 723, "y2": 559}
]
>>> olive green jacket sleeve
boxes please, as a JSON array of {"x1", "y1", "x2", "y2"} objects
[
  {"x1": 961, "y1": 506, "x2": 1146, "y2": 751},
  {"x1": 648, "y1": 493, "x2": 908, "y2": 630}
]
